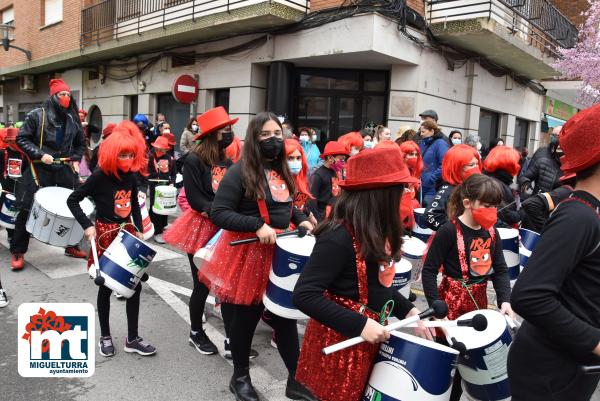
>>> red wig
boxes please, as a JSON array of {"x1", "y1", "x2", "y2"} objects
[
  {"x1": 225, "y1": 136, "x2": 242, "y2": 163},
  {"x1": 0, "y1": 128, "x2": 7, "y2": 150},
  {"x1": 284, "y1": 139, "x2": 313, "y2": 198},
  {"x1": 484, "y1": 145, "x2": 521, "y2": 177},
  {"x1": 99, "y1": 120, "x2": 148, "y2": 179},
  {"x1": 399, "y1": 140, "x2": 423, "y2": 179},
  {"x1": 338, "y1": 131, "x2": 364, "y2": 153},
  {"x1": 441, "y1": 144, "x2": 482, "y2": 185}
]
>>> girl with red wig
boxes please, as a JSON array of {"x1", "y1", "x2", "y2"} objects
[
  {"x1": 67, "y1": 120, "x2": 157, "y2": 358},
  {"x1": 483, "y1": 145, "x2": 522, "y2": 226},
  {"x1": 424, "y1": 144, "x2": 482, "y2": 231},
  {"x1": 285, "y1": 139, "x2": 318, "y2": 227},
  {"x1": 338, "y1": 131, "x2": 364, "y2": 156},
  {"x1": 147, "y1": 135, "x2": 177, "y2": 243}
]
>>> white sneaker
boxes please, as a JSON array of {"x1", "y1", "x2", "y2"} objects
[
  {"x1": 154, "y1": 234, "x2": 166, "y2": 244},
  {"x1": 0, "y1": 289, "x2": 9, "y2": 308}
]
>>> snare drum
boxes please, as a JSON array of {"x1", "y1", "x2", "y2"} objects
[
  {"x1": 413, "y1": 208, "x2": 433, "y2": 242},
  {"x1": 263, "y1": 235, "x2": 316, "y2": 320},
  {"x1": 497, "y1": 228, "x2": 520, "y2": 281},
  {"x1": 445, "y1": 309, "x2": 512, "y2": 401},
  {"x1": 152, "y1": 185, "x2": 177, "y2": 215},
  {"x1": 193, "y1": 229, "x2": 223, "y2": 267},
  {"x1": 402, "y1": 235, "x2": 426, "y2": 280},
  {"x1": 363, "y1": 331, "x2": 459, "y2": 401},
  {"x1": 518, "y1": 228, "x2": 540, "y2": 273},
  {"x1": 392, "y1": 259, "x2": 412, "y2": 298},
  {"x1": 137, "y1": 193, "x2": 155, "y2": 240},
  {"x1": 0, "y1": 193, "x2": 18, "y2": 229},
  {"x1": 26, "y1": 187, "x2": 94, "y2": 247}
]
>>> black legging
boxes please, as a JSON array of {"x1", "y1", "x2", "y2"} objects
[
  {"x1": 97, "y1": 284, "x2": 141, "y2": 340},
  {"x1": 224, "y1": 303, "x2": 299, "y2": 375},
  {"x1": 149, "y1": 185, "x2": 168, "y2": 235},
  {"x1": 187, "y1": 254, "x2": 211, "y2": 332}
]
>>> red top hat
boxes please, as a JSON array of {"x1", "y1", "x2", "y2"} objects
[
  {"x1": 196, "y1": 107, "x2": 239, "y2": 139},
  {"x1": 560, "y1": 103, "x2": 600, "y2": 173},
  {"x1": 321, "y1": 141, "x2": 349, "y2": 159},
  {"x1": 162, "y1": 132, "x2": 176, "y2": 146},
  {"x1": 5, "y1": 127, "x2": 18, "y2": 141},
  {"x1": 339, "y1": 147, "x2": 420, "y2": 190},
  {"x1": 151, "y1": 136, "x2": 171, "y2": 150}
]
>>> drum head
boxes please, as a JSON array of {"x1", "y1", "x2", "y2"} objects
[
  {"x1": 394, "y1": 258, "x2": 412, "y2": 274},
  {"x1": 445, "y1": 309, "x2": 508, "y2": 350},
  {"x1": 497, "y1": 228, "x2": 518, "y2": 239},
  {"x1": 402, "y1": 236, "x2": 426, "y2": 256},
  {"x1": 390, "y1": 330, "x2": 459, "y2": 355},
  {"x1": 276, "y1": 235, "x2": 316, "y2": 257},
  {"x1": 35, "y1": 187, "x2": 94, "y2": 217}
]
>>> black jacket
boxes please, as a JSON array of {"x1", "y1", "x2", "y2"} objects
[
  {"x1": 16, "y1": 98, "x2": 85, "y2": 162},
  {"x1": 487, "y1": 170, "x2": 521, "y2": 227},
  {"x1": 424, "y1": 182, "x2": 455, "y2": 231},
  {"x1": 520, "y1": 185, "x2": 573, "y2": 233},
  {"x1": 518, "y1": 146, "x2": 562, "y2": 194}
]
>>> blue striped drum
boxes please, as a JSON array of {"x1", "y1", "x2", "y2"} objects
[
  {"x1": 413, "y1": 208, "x2": 433, "y2": 242},
  {"x1": 98, "y1": 230, "x2": 157, "y2": 298},
  {"x1": 445, "y1": 309, "x2": 512, "y2": 401},
  {"x1": 518, "y1": 229, "x2": 540, "y2": 273},
  {"x1": 0, "y1": 194, "x2": 17, "y2": 229},
  {"x1": 193, "y1": 229, "x2": 223, "y2": 267},
  {"x1": 362, "y1": 331, "x2": 459, "y2": 401},
  {"x1": 263, "y1": 235, "x2": 315, "y2": 320},
  {"x1": 392, "y1": 259, "x2": 412, "y2": 298},
  {"x1": 497, "y1": 228, "x2": 519, "y2": 281}
]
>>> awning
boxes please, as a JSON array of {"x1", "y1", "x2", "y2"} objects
[{"x1": 546, "y1": 115, "x2": 567, "y2": 128}]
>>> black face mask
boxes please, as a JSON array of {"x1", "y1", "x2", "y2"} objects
[
  {"x1": 259, "y1": 136, "x2": 283, "y2": 160},
  {"x1": 219, "y1": 131, "x2": 234, "y2": 149}
]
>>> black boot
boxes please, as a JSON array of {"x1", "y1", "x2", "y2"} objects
[
  {"x1": 229, "y1": 369, "x2": 259, "y2": 401},
  {"x1": 285, "y1": 375, "x2": 319, "y2": 401}
]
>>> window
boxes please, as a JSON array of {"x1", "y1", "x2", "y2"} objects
[
  {"x1": 478, "y1": 109, "x2": 500, "y2": 148},
  {"x1": 44, "y1": 0, "x2": 63, "y2": 26},
  {"x1": 514, "y1": 118, "x2": 529, "y2": 150},
  {"x1": 2, "y1": 7, "x2": 14, "y2": 40},
  {"x1": 215, "y1": 89, "x2": 230, "y2": 111}
]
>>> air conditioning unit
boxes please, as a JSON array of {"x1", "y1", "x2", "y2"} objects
[{"x1": 20, "y1": 75, "x2": 36, "y2": 92}]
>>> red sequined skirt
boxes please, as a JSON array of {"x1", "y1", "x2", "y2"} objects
[
  {"x1": 163, "y1": 209, "x2": 219, "y2": 254},
  {"x1": 198, "y1": 230, "x2": 274, "y2": 305},
  {"x1": 87, "y1": 220, "x2": 138, "y2": 268},
  {"x1": 295, "y1": 293, "x2": 381, "y2": 401},
  {"x1": 438, "y1": 275, "x2": 488, "y2": 320}
]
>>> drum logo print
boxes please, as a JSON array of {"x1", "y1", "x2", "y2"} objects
[
  {"x1": 18, "y1": 303, "x2": 95, "y2": 377},
  {"x1": 114, "y1": 190, "x2": 132, "y2": 218},
  {"x1": 56, "y1": 225, "x2": 70, "y2": 237}
]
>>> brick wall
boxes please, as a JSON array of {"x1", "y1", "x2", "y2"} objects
[
  {"x1": 311, "y1": 0, "x2": 425, "y2": 16},
  {"x1": 0, "y1": 0, "x2": 83, "y2": 69},
  {"x1": 551, "y1": 0, "x2": 589, "y2": 28}
]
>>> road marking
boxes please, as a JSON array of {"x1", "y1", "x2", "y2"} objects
[{"x1": 145, "y1": 276, "x2": 289, "y2": 401}]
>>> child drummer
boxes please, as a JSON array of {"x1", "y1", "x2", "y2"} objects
[
  {"x1": 147, "y1": 135, "x2": 176, "y2": 244},
  {"x1": 292, "y1": 147, "x2": 425, "y2": 401},
  {"x1": 0, "y1": 128, "x2": 26, "y2": 248},
  {"x1": 67, "y1": 121, "x2": 157, "y2": 357}
]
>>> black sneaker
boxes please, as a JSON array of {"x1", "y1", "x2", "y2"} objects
[
  {"x1": 124, "y1": 336, "x2": 157, "y2": 356},
  {"x1": 0, "y1": 289, "x2": 9, "y2": 308},
  {"x1": 286, "y1": 376, "x2": 319, "y2": 401},
  {"x1": 224, "y1": 339, "x2": 259, "y2": 360},
  {"x1": 189, "y1": 331, "x2": 218, "y2": 355},
  {"x1": 98, "y1": 336, "x2": 115, "y2": 357}
]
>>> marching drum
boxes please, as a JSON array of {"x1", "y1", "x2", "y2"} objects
[
  {"x1": 362, "y1": 331, "x2": 459, "y2": 401},
  {"x1": 445, "y1": 309, "x2": 512, "y2": 401},
  {"x1": 193, "y1": 229, "x2": 223, "y2": 267},
  {"x1": 26, "y1": 187, "x2": 94, "y2": 247},
  {"x1": 152, "y1": 185, "x2": 177, "y2": 215},
  {"x1": 137, "y1": 192, "x2": 155, "y2": 240},
  {"x1": 392, "y1": 259, "x2": 412, "y2": 298},
  {"x1": 93, "y1": 230, "x2": 157, "y2": 298},
  {"x1": 402, "y1": 235, "x2": 427, "y2": 280},
  {"x1": 497, "y1": 228, "x2": 520, "y2": 282},
  {"x1": 263, "y1": 235, "x2": 316, "y2": 320},
  {"x1": 518, "y1": 228, "x2": 540, "y2": 273},
  {"x1": 413, "y1": 208, "x2": 433, "y2": 242},
  {"x1": 0, "y1": 193, "x2": 18, "y2": 229}
]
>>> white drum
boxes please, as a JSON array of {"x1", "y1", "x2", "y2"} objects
[
  {"x1": 263, "y1": 235, "x2": 316, "y2": 319},
  {"x1": 152, "y1": 185, "x2": 177, "y2": 215},
  {"x1": 26, "y1": 187, "x2": 94, "y2": 247},
  {"x1": 413, "y1": 208, "x2": 433, "y2": 242},
  {"x1": 497, "y1": 228, "x2": 520, "y2": 282},
  {"x1": 401, "y1": 235, "x2": 427, "y2": 281},
  {"x1": 137, "y1": 192, "x2": 155, "y2": 240},
  {"x1": 392, "y1": 258, "x2": 412, "y2": 298},
  {"x1": 0, "y1": 193, "x2": 18, "y2": 229}
]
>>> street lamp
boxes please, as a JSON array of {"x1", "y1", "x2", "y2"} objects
[{"x1": 0, "y1": 24, "x2": 32, "y2": 61}]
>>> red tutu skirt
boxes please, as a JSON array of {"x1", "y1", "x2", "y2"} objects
[
  {"x1": 163, "y1": 209, "x2": 219, "y2": 254},
  {"x1": 295, "y1": 293, "x2": 381, "y2": 401},
  {"x1": 88, "y1": 220, "x2": 138, "y2": 268},
  {"x1": 198, "y1": 230, "x2": 274, "y2": 305}
]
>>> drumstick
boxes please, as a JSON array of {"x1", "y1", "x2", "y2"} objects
[
  {"x1": 33, "y1": 157, "x2": 72, "y2": 164},
  {"x1": 582, "y1": 366, "x2": 600, "y2": 375},
  {"x1": 90, "y1": 237, "x2": 105, "y2": 286},
  {"x1": 403, "y1": 313, "x2": 488, "y2": 331},
  {"x1": 229, "y1": 226, "x2": 308, "y2": 246},
  {"x1": 322, "y1": 300, "x2": 448, "y2": 355},
  {"x1": 148, "y1": 179, "x2": 169, "y2": 183},
  {"x1": 504, "y1": 315, "x2": 521, "y2": 330}
]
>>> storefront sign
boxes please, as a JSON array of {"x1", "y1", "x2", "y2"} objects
[{"x1": 544, "y1": 97, "x2": 579, "y2": 121}]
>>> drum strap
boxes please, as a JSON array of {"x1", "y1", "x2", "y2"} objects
[
  {"x1": 2, "y1": 150, "x2": 6, "y2": 179},
  {"x1": 257, "y1": 199, "x2": 270, "y2": 225},
  {"x1": 39, "y1": 108, "x2": 46, "y2": 149}
]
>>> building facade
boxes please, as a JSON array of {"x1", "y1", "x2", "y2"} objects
[{"x1": 0, "y1": 0, "x2": 585, "y2": 152}]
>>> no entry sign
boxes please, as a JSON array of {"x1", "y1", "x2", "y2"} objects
[{"x1": 172, "y1": 75, "x2": 199, "y2": 104}]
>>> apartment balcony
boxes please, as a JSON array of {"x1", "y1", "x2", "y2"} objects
[
  {"x1": 81, "y1": 0, "x2": 308, "y2": 56},
  {"x1": 427, "y1": 0, "x2": 578, "y2": 80}
]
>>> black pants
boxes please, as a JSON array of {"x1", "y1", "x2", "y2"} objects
[
  {"x1": 149, "y1": 185, "x2": 168, "y2": 235},
  {"x1": 187, "y1": 254, "x2": 211, "y2": 332},
  {"x1": 97, "y1": 283, "x2": 142, "y2": 339},
  {"x1": 223, "y1": 302, "x2": 299, "y2": 375},
  {"x1": 11, "y1": 164, "x2": 79, "y2": 254}
]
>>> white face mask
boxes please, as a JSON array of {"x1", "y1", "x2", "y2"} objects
[
  {"x1": 191, "y1": 124, "x2": 199, "y2": 132},
  {"x1": 350, "y1": 147, "x2": 359, "y2": 156},
  {"x1": 287, "y1": 160, "x2": 302, "y2": 175},
  {"x1": 451, "y1": 138, "x2": 462, "y2": 145},
  {"x1": 163, "y1": 129, "x2": 171, "y2": 134},
  {"x1": 300, "y1": 135, "x2": 310, "y2": 143},
  {"x1": 311, "y1": 134, "x2": 317, "y2": 142},
  {"x1": 363, "y1": 141, "x2": 374, "y2": 149}
]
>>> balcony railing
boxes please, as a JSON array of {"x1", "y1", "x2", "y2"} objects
[
  {"x1": 81, "y1": 0, "x2": 309, "y2": 48},
  {"x1": 427, "y1": 0, "x2": 578, "y2": 57}
]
